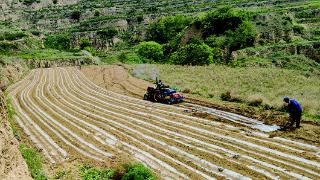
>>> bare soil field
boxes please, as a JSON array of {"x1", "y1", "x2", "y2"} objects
[{"x1": 8, "y1": 66, "x2": 320, "y2": 179}]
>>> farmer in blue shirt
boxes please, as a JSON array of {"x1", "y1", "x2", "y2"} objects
[{"x1": 283, "y1": 97, "x2": 302, "y2": 128}]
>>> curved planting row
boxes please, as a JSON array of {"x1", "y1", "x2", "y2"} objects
[{"x1": 9, "y1": 67, "x2": 320, "y2": 179}]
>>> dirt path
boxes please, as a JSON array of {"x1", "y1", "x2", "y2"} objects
[{"x1": 8, "y1": 66, "x2": 320, "y2": 179}]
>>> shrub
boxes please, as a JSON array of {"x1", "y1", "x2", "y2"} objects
[
  {"x1": 137, "y1": 41, "x2": 163, "y2": 62},
  {"x1": 0, "y1": 42, "x2": 17, "y2": 52},
  {"x1": 146, "y1": 15, "x2": 192, "y2": 43},
  {"x1": 80, "y1": 165, "x2": 114, "y2": 180},
  {"x1": 182, "y1": 88, "x2": 191, "y2": 93},
  {"x1": 248, "y1": 95, "x2": 264, "y2": 106},
  {"x1": 220, "y1": 91, "x2": 232, "y2": 101},
  {"x1": 137, "y1": 15, "x2": 144, "y2": 23},
  {"x1": 45, "y1": 34, "x2": 71, "y2": 50},
  {"x1": 94, "y1": 10, "x2": 100, "y2": 17},
  {"x1": 80, "y1": 38, "x2": 91, "y2": 50},
  {"x1": 31, "y1": 30, "x2": 41, "y2": 36},
  {"x1": 52, "y1": 0, "x2": 58, "y2": 4},
  {"x1": 170, "y1": 43, "x2": 213, "y2": 66},
  {"x1": 0, "y1": 32, "x2": 26, "y2": 41},
  {"x1": 220, "y1": 91, "x2": 242, "y2": 102},
  {"x1": 122, "y1": 163, "x2": 156, "y2": 180},
  {"x1": 70, "y1": 10, "x2": 81, "y2": 21},
  {"x1": 292, "y1": 25, "x2": 305, "y2": 34}
]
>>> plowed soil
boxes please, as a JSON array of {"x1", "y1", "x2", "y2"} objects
[{"x1": 8, "y1": 65, "x2": 320, "y2": 179}]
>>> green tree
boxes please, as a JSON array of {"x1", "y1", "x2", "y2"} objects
[
  {"x1": 226, "y1": 21, "x2": 256, "y2": 50},
  {"x1": 170, "y1": 43, "x2": 213, "y2": 66},
  {"x1": 137, "y1": 41, "x2": 163, "y2": 62},
  {"x1": 45, "y1": 34, "x2": 70, "y2": 50},
  {"x1": 198, "y1": 7, "x2": 256, "y2": 62},
  {"x1": 200, "y1": 6, "x2": 247, "y2": 38},
  {"x1": 146, "y1": 15, "x2": 192, "y2": 43}
]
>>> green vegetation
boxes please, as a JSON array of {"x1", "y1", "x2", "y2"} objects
[
  {"x1": 134, "y1": 64, "x2": 320, "y2": 118},
  {"x1": 122, "y1": 163, "x2": 156, "y2": 180},
  {"x1": 16, "y1": 49, "x2": 84, "y2": 60},
  {"x1": 0, "y1": 32, "x2": 26, "y2": 41},
  {"x1": 0, "y1": 42, "x2": 17, "y2": 52},
  {"x1": 70, "y1": 10, "x2": 81, "y2": 21},
  {"x1": 5, "y1": 97, "x2": 20, "y2": 140},
  {"x1": 1, "y1": 0, "x2": 319, "y2": 69},
  {"x1": 80, "y1": 165, "x2": 114, "y2": 180},
  {"x1": 170, "y1": 43, "x2": 213, "y2": 65},
  {"x1": 80, "y1": 163, "x2": 156, "y2": 180},
  {"x1": 80, "y1": 38, "x2": 91, "y2": 50},
  {"x1": 97, "y1": 28, "x2": 118, "y2": 46},
  {"x1": 0, "y1": 1, "x2": 318, "y2": 179},
  {"x1": 19, "y1": 144, "x2": 47, "y2": 180},
  {"x1": 45, "y1": 34, "x2": 71, "y2": 51},
  {"x1": 147, "y1": 15, "x2": 192, "y2": 44},
  {"x1": 137, "y1": 41, "x2": 163, "y2": 62}
]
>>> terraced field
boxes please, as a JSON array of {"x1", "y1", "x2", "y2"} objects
[{"x1": 8, "y1": 67, "x2": 320, "y2": 179}]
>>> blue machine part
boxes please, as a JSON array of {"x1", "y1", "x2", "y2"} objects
[{"x1": 164, "y1": 88, "x2": 177, "y2": 95}]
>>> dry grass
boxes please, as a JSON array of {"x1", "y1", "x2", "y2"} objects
[{"x1": 151, "y1": 64, "x2": 320, "y2": 116}]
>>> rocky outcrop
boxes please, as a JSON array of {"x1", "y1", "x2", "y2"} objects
[
  {"x1": 231, "y1": 41, "x2": 320, "y2": 62},
  {"x1": 26, "y1": 57, "x2": 97, "y2": 69}
]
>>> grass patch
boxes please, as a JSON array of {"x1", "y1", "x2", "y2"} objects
[
  {"x1": 19, "y1": 144, "x2": 47, "y2": 180},
  {"x1": 80, "y1": 163, "x2": 156, "y2": 180},
  {"x1": 133, "y1": 64, "x2": 320, "y2": 120},
  {"x1": 15, "y1": 49, "x2": 85, "y2": 60},
  {"x1": 5, "y1": 97, "x2": 20, "y2": 140},
  {"x1": 303, "y1": 112, "x2": 320, "y2": 123},
  {"x1": 80, "y1": 165, "x2": 114, "y2": 180},
  {"x1": 6, "y1": 97, "x2": 15, "y2": 119}
]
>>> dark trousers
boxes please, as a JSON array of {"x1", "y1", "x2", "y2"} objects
[{"x1": 289, "y1": 111, "x2": 302, "y2": 127}]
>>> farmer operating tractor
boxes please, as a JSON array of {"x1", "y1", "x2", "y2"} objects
[{"x1": 144, "y1": 78, "x2": 184, "y2": 104}]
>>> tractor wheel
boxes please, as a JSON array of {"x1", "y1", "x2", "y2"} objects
[{"x1": 154, "y1": 92, "x2": 162, "y2": 102}]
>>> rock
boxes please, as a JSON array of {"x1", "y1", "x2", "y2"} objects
[
  {"x1": 232, "y1": 154, "x2": 240, "y2": 159},
  {"x1": 218, "y1": 167, "x2": 224, "y2": 172}
]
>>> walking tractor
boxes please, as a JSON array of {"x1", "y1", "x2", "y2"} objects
[{"x1": 144, "y1": 78, "x2": 184, "y2": 104}]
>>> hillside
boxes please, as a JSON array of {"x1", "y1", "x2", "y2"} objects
[{"x1": 1, "y1": 0, "x2": 319, "y2": 69}]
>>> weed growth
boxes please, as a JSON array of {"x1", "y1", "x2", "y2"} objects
[{"x1": 19, "y1": 144, "x2": 47, "y2": 180}]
